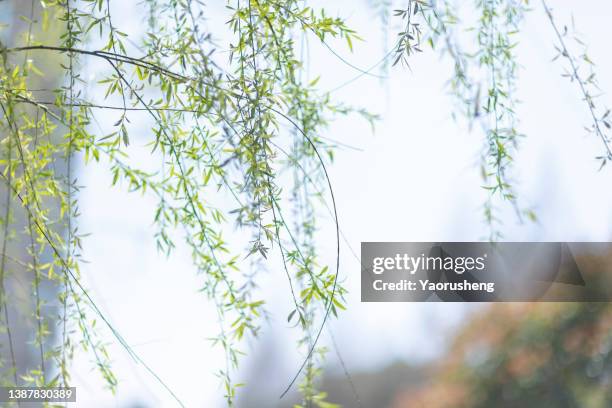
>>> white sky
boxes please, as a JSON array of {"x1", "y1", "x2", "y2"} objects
[{"x1": 59, "y1": 0, "x2": 612, "y2": 406}]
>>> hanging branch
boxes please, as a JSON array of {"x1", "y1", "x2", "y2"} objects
[{"x1": 542, "y1": 0, "x2": 612, "y2": 167}]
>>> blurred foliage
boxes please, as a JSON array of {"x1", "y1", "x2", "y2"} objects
[{"x1": 401, "y1": 302, "x2": 612, "y2": 408}]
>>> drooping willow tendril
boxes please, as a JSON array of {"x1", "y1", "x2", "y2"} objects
[
  {"x1": 542, "y1": 0, "x2": 612, "y2": 168},
  {"x1": 1, "y1": 1, "x2": 365, "y2": 406}
]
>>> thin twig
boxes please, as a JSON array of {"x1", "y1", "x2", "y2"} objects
[{"x1": 542, "y1": 0, "x2": 612, "y2": 160}]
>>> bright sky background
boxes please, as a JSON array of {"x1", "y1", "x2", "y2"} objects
[{"x1": 45, "y1": 0, "x2": 612, "y2": 406}]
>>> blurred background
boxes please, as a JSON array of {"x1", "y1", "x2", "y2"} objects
[{"x1": 2, "y1": 0, "x2": 612, "y2": 406}]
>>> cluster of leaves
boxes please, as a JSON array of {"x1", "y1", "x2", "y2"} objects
[
  {"x1": 392, "y1": 0, "x2": 532, "y2": 239},
  {"x1": 398, "y1": 0, "x2": 612, "y2": 239},
  {"x1": 391, "y1": 1, "x2": 427, "y2": 67},
  {"x1": 474, "y1": 0, "x2": 531, "y2": 240},
  {"x1": 0, "y1": 0, "x2": 116, "y2": 395},
  {"x1": 0, "y1": 0, "x2": 367, "y2": 406}
]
